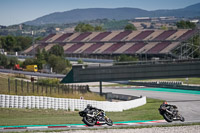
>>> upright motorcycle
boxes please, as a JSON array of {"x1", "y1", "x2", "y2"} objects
[
  {"x1": 158, "y1": 102, "x2": 185, "y2": 122},
  {"x1": 79, "y1": 105, "x2": 113, "y2": 126}
]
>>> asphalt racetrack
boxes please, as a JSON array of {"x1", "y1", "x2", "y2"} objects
[{"x1": 90, "y1": 86, "x2": 200, "y2": 122}]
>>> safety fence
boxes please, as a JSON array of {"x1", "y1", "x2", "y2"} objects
[
  {"x1": 3, "y1": 78, "x2": 89, "y2": 96},
  {"x1": 0, "y1": 94, "x2": 146, "y2": 112}
]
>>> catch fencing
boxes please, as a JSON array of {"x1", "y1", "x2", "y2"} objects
[{"x1": 0, "y1": 94, "x2": 146, "y2": 112}]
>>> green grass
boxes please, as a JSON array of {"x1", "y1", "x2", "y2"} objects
[
  {"x1": 0, "y1": 98, "x2": 163, "y2": 126},
  {"x1": 133, "y1": 77, "x2": 200, "y2": 85}
]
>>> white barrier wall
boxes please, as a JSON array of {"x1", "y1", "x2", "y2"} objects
[{"x1": 0, "y1": 94, "x2": 146, "y2": 112}]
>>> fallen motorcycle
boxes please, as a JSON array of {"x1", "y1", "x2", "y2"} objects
[
  {"x1": 158, "y1": 102, "x2": 185, "y2": 122},
  {"x1": 79, "y1": 104, "x2": 113, "y2": 126}
]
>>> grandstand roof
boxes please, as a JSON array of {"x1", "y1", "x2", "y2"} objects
[{"x1": 24, "y1": 29, "x2": 197, "y2": 56}]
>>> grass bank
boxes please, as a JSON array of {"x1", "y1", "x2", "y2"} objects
[
  {"x1": 0, "y1": 98, "x2": 163, "y2": 126},
  {"x1": 133, "y1": 77, "x2": 200, "y2": 85},
  {"x1": 0, "y1": 73, "x2": 105, "y2": 101}
]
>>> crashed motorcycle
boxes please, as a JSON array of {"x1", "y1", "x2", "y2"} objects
[
  {"x1": 79, "y1": 105, "x2": 113, "y2": 126},
  {"x1": 158, "y1": 102, "x2": 185, "y2": 122}
]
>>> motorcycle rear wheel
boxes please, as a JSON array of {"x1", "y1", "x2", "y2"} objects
[
  {"x1": 83, "y1": 116, "x2": 96, "y2": 126},
  {"x1": 163, "y1": 113, "x2": 173, "y2": 122}
]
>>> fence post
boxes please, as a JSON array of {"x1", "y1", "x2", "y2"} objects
[
  {"x1": 15, "y1": 79, "x2": 17, "y2": 94},
  {"x1": 58, "y1": 84, "x2": 60, "y2": 94},
  {"x1": 42, "y1": 83, "x2": 43, "y2": 95},
  {"x1": 62, "y1": 85, "x2": 64, "y2": 94},
  {"x1": 8, "y1": 78, "x2": 10, "y2": 94},
  {"x1": 32, "y1": 82, "x2": 34, "y2": 94},
  {"x1": 52, "y1": 85, "x2": 57, "y2": 93},
  {"x1": 37, "y1": 82, "x2": 39, "y2": 94},
  {"x1": 27, "y1": 81, "x2": 29, "y2": 94},
  {"x1": 50, "y1": 84, "x2": 52, "y2": 95},
  {"x1": 46, "y1": 85, "x2": 48, "y2": 96},
  {"x1": 21, "y1": 80, "x2": 23, "y2": 94}
]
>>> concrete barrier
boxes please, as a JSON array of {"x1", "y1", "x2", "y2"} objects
[{"x1": 0, "y1": 94, "x2": 146, "y2": 112}]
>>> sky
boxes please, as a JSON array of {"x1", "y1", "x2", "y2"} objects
[{"x1": 0, "y1": 0, "x2": 200, "y2": 26}]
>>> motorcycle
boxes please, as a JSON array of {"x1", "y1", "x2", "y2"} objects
[
  {"x1": 79, "y1": 105, "x2": 113, "y2": 126},
  {"x1": 158, "y1": 102, "x2": 185, "y2": 122}
]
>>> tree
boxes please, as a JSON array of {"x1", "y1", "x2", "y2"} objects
[
  {"x1": 49, "y1": 44, "x2": 64, "y2": 57},
  {"x1": 3, "y1": 36, "x2": 17, "y2": 51},
  {"x1": 124, "y1": 24, "x2": 136, "y2": 31},
  {"x1": 47, "y1": 54, "x2": 69, "y2": 73},
  {"x1": 0, "y1": 54, "x2": 9, "y2": 67},
  {"x1": 15, "y1": 36, "x2": 32, "y2": 51},
  {"x1": 116, "y1": 55, "x2": 138, "y2": 62},
  {"x1": 94, "y1": 25, "x2": 104, "y2": 31},
  {"x1": 22, "y1": 58, "x2": 35, "y2": 68},
  {"x1": 160, "y1": 25, "x2": 168, "y2": 30},
  {"x1": 176, "y1": 20, "x2": 196, "y2": 29},
  {"x1": 7, "y1": 57, "x2": 18, "y2": 69},
  {"x1": 77, "y1": 59, "x2": 83, "y2": 64}
]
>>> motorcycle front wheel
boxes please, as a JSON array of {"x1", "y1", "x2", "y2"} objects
[
  {"x1": 106, "y1": 118, "x2": 113, "y2": 126},
  {"x1": 180, "y1": 115, "x2": 185, "y2": 122},
  {"x1": 83, "y1": 116, "x2": 96, "y2": 126}
]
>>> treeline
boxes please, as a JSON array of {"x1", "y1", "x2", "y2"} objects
[
  {"x1": 0, "y1": 36, "x2": 32, "y2": 52},
  {"x1": 24, "y1": 44, "x2": 72, "y2": 74},
  {"x1": 176, "y1": 20, "x2": 196, "y2": 29},
  {"x1": 0, "y1": 54, "x2": 18, "y2": 69},
  {"x1": 0, "y1": 44, "x2": 72, "y2": 74}
]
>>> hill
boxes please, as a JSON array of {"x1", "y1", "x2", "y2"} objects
[{"x1": 22, "y1": 3, "x2": 200, "y2": 25}]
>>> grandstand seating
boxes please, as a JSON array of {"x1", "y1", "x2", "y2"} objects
[
  {"x1": 144, "y1": 30, "x2": 164, "y2": 40},
  {"x1": 91, "y1": 32, "x2": 111, "y2": 41},
  {"x1": 24, "y1": 44, "x2": 39, "y2": 54},
  {"x1": 101, "y1": 31, "x2": 120, "y2": 41},
  {"x1": 131, "y1": 30, "x2": 154, "y2": 41},
  {"x1": 82, "y1": 32, "x2": 100, "y2": 42},
  {"x1": 147, "y1": 42, "x2": 171, "y2": 54},
  {"x1": 114, "y1": 43, "x2": 134, "y2": 53},
  {"x1": 166, "y1": 30, "x2": 187, "y2": 40},
  {"x1": 64, "y1": 32, "x2": 81, "y2": 42},
  {"x1": 124, "y1": 42, "x2": 146, "y2": 54},
  {"x1": 93, "y1": 43, "x2": 113, "y2": 53},
  {"x1": 45, "y1": 43, "x2": 56, "y2": 51},
  {"x1": 72, "y1": 32, "x2": 92, "y2": 42},
  {"x1": 160, "y1": 42, "x2": 180, "y2": 53},
  {"x1": 83, "y1": 43, "x2": 103, "y2": 54},
  {"x1": 25, "y1": 29, "x2": 197, "y2": 57},
  {"x1": 40, "y1": 34, "x2": 56, "y2": 42},
  {"x1": 153, "y1": 30, "x2": 177, "y2": 40},
  {"x1": 63, "y1": 43, "x2": 74, "y2": 51},
  {"x1": 74, "y1": 43, "x2": 93, "y2": 53},
  {"x1": 65, "y1": 43, "x2": 84, "y2": 53},
  {"x1": 38, "y1": 43, "x2": 49, "y2": 49},
  {"x1": 54, "y1": 33, "x2": 73, "y2": 42},
  {"x1": 102, "y1": 43, "x2": 125, "y2": 54},
  {"x1": 110, "y1": 31, "x2": 132, "y2": 41},
  {"x1": 136, "y1": 42, "x2": 158, "y2": 53},
  {"x1": 177, "y1": 29, "x2": 196, "y2": 40}
]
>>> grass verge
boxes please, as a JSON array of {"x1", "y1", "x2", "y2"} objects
[
  {"x1": 133, "y1": 77, "x2": 200, "y2": 85},
  {"x1": 0, "y1": 73, "x2": 105, "y2": 101},
  {"x1": 0, "y1": 98, "x2": 163, "y2": 126}
]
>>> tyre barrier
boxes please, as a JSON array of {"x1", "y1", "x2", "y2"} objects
[{"x1": 0, "y1": 94, "x2": 146, "y2": 112}]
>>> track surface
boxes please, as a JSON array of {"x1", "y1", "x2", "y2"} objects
[
  {"x1": 91, "y1": 87, "x2": 200, "y2": 121},
  {"x1": 1, "y1": 86, "x2": 199, "y2": 132}
]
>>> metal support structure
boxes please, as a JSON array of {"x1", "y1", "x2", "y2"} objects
[{"x1": 99, "y1": 81, "x2": 102, "y2": 96}]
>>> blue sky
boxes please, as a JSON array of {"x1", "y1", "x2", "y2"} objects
[{"x1": 0, "y1": 0, "x2": 200, "y2": 26}]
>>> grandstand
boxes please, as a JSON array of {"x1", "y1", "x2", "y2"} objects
[{"x1": 24, "y1": 29, "x2": 199, "y2": 60}]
